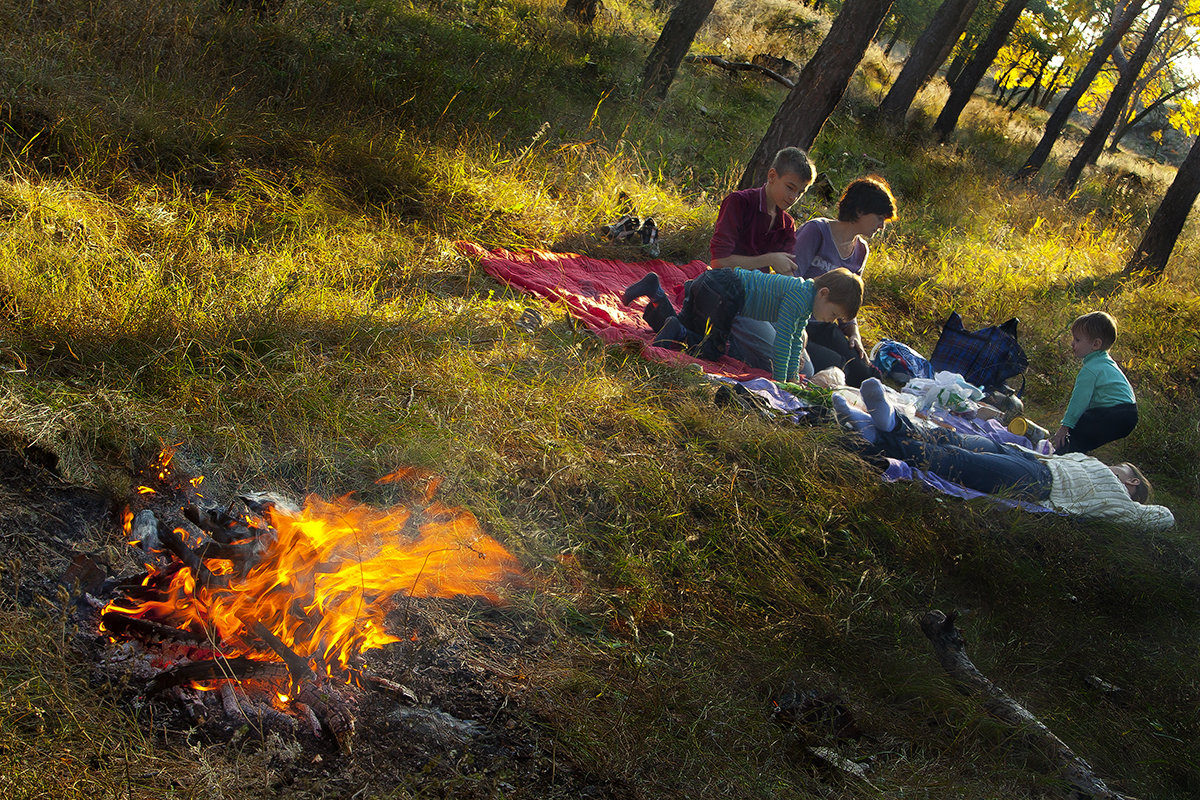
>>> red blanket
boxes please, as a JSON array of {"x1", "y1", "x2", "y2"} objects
[{"x1": 456, "y1": 243, "x2": 772, "y2": 380}]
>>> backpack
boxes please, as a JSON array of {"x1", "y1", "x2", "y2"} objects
[
  {"x1": 869, "y1": 339, "x2": 934, "y2": 381},
  {"x1": 928, "y1": 312, "x2": 1028, "y2": 393}
]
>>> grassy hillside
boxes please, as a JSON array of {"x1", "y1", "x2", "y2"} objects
[{"x1": 1, "y1": 0, "x2": 1198, "y2": 797}]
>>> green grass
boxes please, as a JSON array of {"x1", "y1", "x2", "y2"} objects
[{"x1": 1, "y1": 0, "x2": 1198, "y2": 797}]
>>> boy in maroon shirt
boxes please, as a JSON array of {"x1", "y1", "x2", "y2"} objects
[
  {"x1": 625, "y1": 148, "x2": 816, "y2": 371},
  {"x1": 709, "y1": 147, "x2": 815, "y2": 275}
]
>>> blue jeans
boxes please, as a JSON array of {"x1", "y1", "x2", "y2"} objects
[
  {"x1": 727, "y1": 317, "x2": 814, "y2": 378},
  {"x1": 875, "y1": 417, "x2": 1053, "y2": 500}
]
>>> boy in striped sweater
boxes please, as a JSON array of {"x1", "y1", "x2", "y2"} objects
[{"x1": 622, "y1": 267, "x2": 862, "y2": 383}]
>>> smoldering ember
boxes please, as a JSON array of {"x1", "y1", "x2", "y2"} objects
[{"x1": 76, "y1": 447, "x2": 529, "y2": 752}]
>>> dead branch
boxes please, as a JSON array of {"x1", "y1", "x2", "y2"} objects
[
  {"x1": 158, "y1": 524, "x2": 230, "y2": 589},
  {"x1": 184, "y1": 504, "x2": 244, "y2": 543},
  {"x1": 684, "y1": 55, "x2": 795, "y2": 88},
  {"x1": 920, "y1": 610, "x2": 1133, "y2": 800},
  {"x1": 251, "y1": 620, "x2": 316, "y2": 686}
]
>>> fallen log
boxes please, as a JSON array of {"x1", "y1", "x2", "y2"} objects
[
  {"x1": 920, "y1": 610, "x2": 1133, "y2": 800},
  {"x1": 684, "y1": 55, "x2": 795, "y2": 89}
]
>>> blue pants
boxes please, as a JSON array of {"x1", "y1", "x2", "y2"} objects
[{"x1": 875, "y1": 417, "x2": 1053, "y2": 500}]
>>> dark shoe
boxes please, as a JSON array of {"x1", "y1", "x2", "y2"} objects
[
  {"x1": 639, "y1": 217, "x2": 660, "y2": 257},
  {"x1": 623, "y1": 272, "x2": 662, "y2": 305},
  {"x1": 844, "y1": 357, "x2": 885, "y2": 388},
  {"x1": 602, "y1": 214, "x2": 639, "y2": 240},
  {"x1": 653, "y1": 316, "x2": 687, "y2": 350},
  {"x1": 639, "y1": 217, "x2": 658, "y2": 245}
]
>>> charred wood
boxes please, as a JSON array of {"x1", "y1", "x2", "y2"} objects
[
  {"x1": 251, "y1": 621, "x2": 316, "y2": 686},
  {"x1": 158, "y1": 524, "x2": 230, "y2": 590},
  {"x1": 296, "y1": 681, "x2": 356, "y2": 752},
  {"x1": 184, "y1": 504, "x2": 243, "y2": 544},
  {"x1": 102, "y1": 611, "x2": 211, "y2": 646},
  {"x1": 145, "y1": 657, "x2": 291, "y2": 695}
]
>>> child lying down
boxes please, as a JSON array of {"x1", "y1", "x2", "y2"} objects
[{"x1": 834, "y1": 379, "x2": 1174, "y2": 531}]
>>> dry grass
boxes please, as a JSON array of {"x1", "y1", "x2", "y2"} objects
[{"x1": 0, "y1": 0, "x2": 1198, "y2": 797}]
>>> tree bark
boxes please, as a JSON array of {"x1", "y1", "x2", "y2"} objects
[
  {"x1": 640, "y1": 0, "x2": 720, "y2": 98},
  {"x1": 1056, "y1": 0, "x2": 1175, "y2": 194},
  {"x1": 739, "y1": 0, "x2": 894, "y2": 189},
  {"x1": 1014, "y1": 0, "x2": 1145, "y2": 180},
  {"x1": 1125, "y1": 132, "x2": 1200, "y2": 278},
  {"x1": 1106, "y1": 80, "x2": 1196, "y2": 153},
  {"x1": 933, "y1": 0, "x2": 1031, "y2": 141},
  {"x1": 921, "y1": 610, "x2": 1133, "y2": 800},
  {"x1": 878, "y1": 0, "x2": 980, "y2": 121}
]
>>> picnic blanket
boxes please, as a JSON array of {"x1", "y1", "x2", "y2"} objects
[
  {"x1": 456, "y1": 243, "x2": 772, "y2": 380},
  {"x1": 459, "y1": 242, "x2": 1054, "y2": 514}
]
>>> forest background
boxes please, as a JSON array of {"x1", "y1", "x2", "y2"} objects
[{"x1": 1, "y1": 0, "x2": 1199, "y2": 797}]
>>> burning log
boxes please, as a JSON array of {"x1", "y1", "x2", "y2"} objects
[
  {"x1": 921, "y1": 610, "x2": 1132, "y2": 800},
  {"x1": 102, "y1": 611, "x2": 210, "y2": 646},
  {"x1": 251, "y1": 620, "x2": 315, "y2": 687},
  {"x1": 220, "y1": 683, "x2": 301, "y2": 737},
  {"x1": 156, "y1": 523, "x2": 230, "y2": 590},
  {"x1": 145, "y1": 657, "x2": 291, "y2": 695},
  {"x1": 184, "y1": 503, "x2": 246, "y2": 544},
  {"x1": 97, "y1": 446, "x2": 522, "y2": 750}
]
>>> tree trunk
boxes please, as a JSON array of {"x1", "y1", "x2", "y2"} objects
[
  {"x1": 933, "y1": 0, "x2": 1031, "y2": 142},
  {"x1": 1125, "y1": 133, "x2": 1200, "y2": 278},
  {"x1": 640, "y1": 0, "x2": 719, "y2": 98},
  {"x1": 1108, "y1": 82, "x2": 1196, "y2": 152},
  {"x1": 1013, "y1": 0, "x2": 1144, "y2": 181},
  {"x1": 1036, "y1": 59, "x2": 1068, "y2": 108},
  {"x1": 563, "y1": 0, "x2": 600, "y2": 25},
  {"x1": 1007, "y1": 60, "x2": 1044, "y2": 113},
  {"x1": 925, "y1": 0, "x2": 983, "y2": 85},
  {"x1": 884, "y1": 29, "x2": 900, "y2": 56},
  {"x1": 739, "y1": 0, "x2": 894, "y2": 189},
  {"x1": 878, "y1": 0, "x2": 979, "y2": 121},
  {"x1": 1056, "y1": 0, "x2": 1174, "y2": 194}
]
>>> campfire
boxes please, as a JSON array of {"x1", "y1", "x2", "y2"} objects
[{"x1": 91, "y1": 447, "x2": 522, "y2": 751}]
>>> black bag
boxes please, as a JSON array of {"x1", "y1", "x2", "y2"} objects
[
  {"x1": 679, "y1": 269, "x2": 746, "y2": 361},
  {"x1": 929, "y1": 312, "x2": 1028, "y2": 392}
]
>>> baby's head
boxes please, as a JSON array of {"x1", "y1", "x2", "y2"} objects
[
  {"x1": 1070, "y1": 311, "x2": 1117, "y2": 358},
  {"x1": 765, "y1": 147, "x2": 816, "y2": 211}
]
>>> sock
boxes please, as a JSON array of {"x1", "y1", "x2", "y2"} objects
[
  {"x1": 858, "y1": 377, "x2": 897, "y2": 433},
  {"x1": 622, "y1": 272, "x2": 663, "y2": 306},
  {"x1": 833, "y1": 394, "x2": 876, "y2": 443}
]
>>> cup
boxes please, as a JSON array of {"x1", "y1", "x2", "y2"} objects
[{"x1": 1008, "y1": 416, "x2": 1049, "y2": 444}]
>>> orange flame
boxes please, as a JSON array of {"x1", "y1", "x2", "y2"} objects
[{"x1": 104, "y1": 462, "x2": 523, "y2": 684}]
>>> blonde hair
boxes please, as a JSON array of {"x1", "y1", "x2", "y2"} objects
[{"x1": 1117, "y1": 462, "x2": 1152, "y2": 503}]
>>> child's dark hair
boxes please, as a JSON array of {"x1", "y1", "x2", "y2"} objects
[
  {"x1": 1071, "y1": 311, "x2": 1117, "y2": 349},
  {"x1": 772, "y1": 147, "x2": 816, "y2": 185},
  {"x1": 813, "y1": 268, "x2": 863, "y2": 319},
  {"x1": 1119, "y1": 462, "x2": 1152, "y2": 503},
  {"x1": 837, "y1": 175, "x2": 896, "y2": 222}
]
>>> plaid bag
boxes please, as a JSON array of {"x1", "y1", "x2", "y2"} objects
[{"x1": 929, "y1": 312, "x2": 1028, "y2": 392}]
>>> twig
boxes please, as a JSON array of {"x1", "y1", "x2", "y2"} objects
[
  {"x1": 684, "y1": 55, "x2": 795, "y2": 88},
  {"x1": 920, "y1": 610, "x2": 1132, "y2": 800}
]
